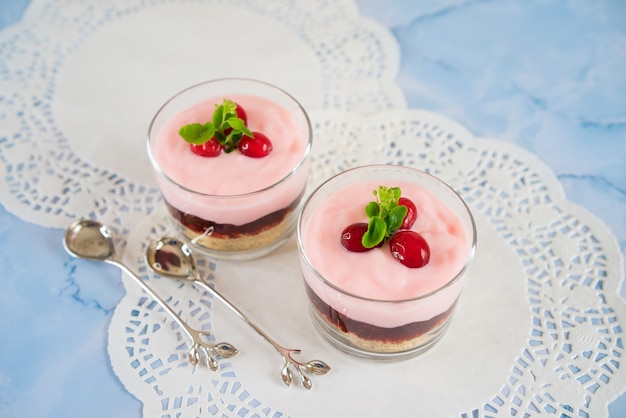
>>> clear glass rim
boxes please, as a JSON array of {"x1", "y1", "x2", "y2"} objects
[
  {"x1": 146, "y1": 77, "x2": 312, "y2": 199},
  {"x1": 296, "y1": 164, "x2": 478, "y2": 304}
]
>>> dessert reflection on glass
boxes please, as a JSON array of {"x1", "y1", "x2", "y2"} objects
[
  {"x1": 297, "y1": 165, "x2": 476, "y2": 359},
  {"x1": 148, "y1": 78, "x2": 312, "y2": 260}
]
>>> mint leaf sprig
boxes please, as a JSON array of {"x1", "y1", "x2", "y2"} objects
[
  {"x1": 178, "y1": 99, "x2": 252, "y2": 153},
  {"x1": 361, "y1": 186, "x2": 408, "y2": 248}
]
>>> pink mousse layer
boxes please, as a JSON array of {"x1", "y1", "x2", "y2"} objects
[
  {"x1": 153, "y1": 95, "x2": 309, "y2": 225},
  {"x1": 301, "y1": 180, "x2": 471, "y2": 328}
]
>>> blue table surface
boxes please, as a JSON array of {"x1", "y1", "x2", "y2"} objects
[{"x1": 1, "y1": 0, "x2": 625, "y2": 417}]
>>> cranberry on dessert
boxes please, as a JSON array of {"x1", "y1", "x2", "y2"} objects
[
  {"x1": 340, "y1": 222, "x2": 372, "y2": 252},
  {"x1": 238, "y1": 132, "x2": 273, "y2": 158},
  {"x1": 389, "y1": 230, "x2": 430, "y2": 268},
  {"x1": 190, "y1": 138, "x2": 223, "y2": 157},
  {"x1": 398, "y1": 197, "x2": 417, "y2": 229}
]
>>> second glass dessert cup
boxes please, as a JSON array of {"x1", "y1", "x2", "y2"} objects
[
  {"x1": 297, "y1": 165, "x2": 477, "y2": 360},
  {"x1": 148, "y1": 78, "x2": 312, "y2": 260}
]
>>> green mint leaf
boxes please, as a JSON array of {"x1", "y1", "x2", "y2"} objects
[
  {"x1": 225, "y1": 117, "x2": 253, "y2": 137},
  {"x1": 388, "y1": 205, "x2": 408, "y2": 235},
  {"x1": 376, "y1": 186, "x2": 400, "y2": 210},
  {"x1": 362, "y1": 216, "x2": 387, "y2": 248},
  {"x1": 220, "y1": 99, "x2": 238, "y2": 118},
  {"x1": 179, "y1": 122, "x2": 215, "y2": 145},
  {"x1": 212, "y1": 105, "x2": 224, "y2": 128},
  {"x1": 365, "y1": 201, "x2": 379, "y2": 218},
  {"x1": 391, "y1": 187, "x2": 401, "y2": 202},
  {"x1": 179, "y1": 99, "x2": 254, "y2": 150},
  {"x1": 213, "y1": 130, "x2": 226, "y2": 144},
  {"x1": 222, "y1": 132, "x2": 242, "y2": 153},
  {"x1": 363, "y1": 185, "x2": 407, "y2": 243}
]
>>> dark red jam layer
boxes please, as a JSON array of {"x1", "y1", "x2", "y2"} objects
[
  {"x1": 164, "y1": 191, "x2": 303, "y2": 239},
  {"x1": 305, "y1": 282, "x2": 457, "y2": 343}
]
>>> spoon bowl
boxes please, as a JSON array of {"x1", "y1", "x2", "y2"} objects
[
  {"x1": 145, "y1": 237, "x2": 195, "y2": 280},
  {"x1": 64, "y1": 219, "x2": 115, "y2": 261}
]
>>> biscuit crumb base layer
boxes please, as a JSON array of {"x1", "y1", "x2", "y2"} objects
[
  {"x1": 335, "y1": 317, "x2": 450, "y2": 354},
  {"x1": 179, "y1": 211, "x2": 293, "y2": 252}
]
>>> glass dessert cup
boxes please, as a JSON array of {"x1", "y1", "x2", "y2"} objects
[
  {"x1": 148, "y1": 78, "x2": 312, "y2": 260},
  {"x1": 297, "y1": 165, "x2": 477, "y2": 360}
]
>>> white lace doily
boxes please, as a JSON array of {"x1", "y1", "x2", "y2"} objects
[
  {"x1": 110, "y1": 109, "x2": 626, "y2": 417},
  {"x1": 0, "y1": 0, "x2": 403, "y2": 233}
]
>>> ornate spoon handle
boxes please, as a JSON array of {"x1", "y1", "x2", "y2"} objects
[
  {"x1": 191, "y1": 274, "x2": 330, "y2": 389},
  {"x1": 109, "y1": 259, "x2": 238, "y2": 370}
]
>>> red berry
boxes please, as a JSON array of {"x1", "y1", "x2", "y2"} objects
[
  {"x1": 238, "y1": 131, "x2": 273, "y2": 158},
  {"x1": 340, "y1": 222, "x2": 372, "y2": 252},
  {"x1": 234, "y1": 103, "x2": 247, "y2": 124},
  {"x1": 398, "y1": 197, "x2": 417, "y2": 229},
  {"x1": 190, "y1": 138, "x2": 222, "y2": 157},
  {"x1": 224, "y1": 102, "x2": 247, "y2": 135},
  {"x1": 389, "y1": 230, "x2": 430, "y2": 268}
]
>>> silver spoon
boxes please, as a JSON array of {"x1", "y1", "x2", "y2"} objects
[
  {"x1": 63, "y1": 219, "x2": 238, "y2": 371},
  {"x1": 146, "y1": 237, "x2": 331, "y2": 389}
]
